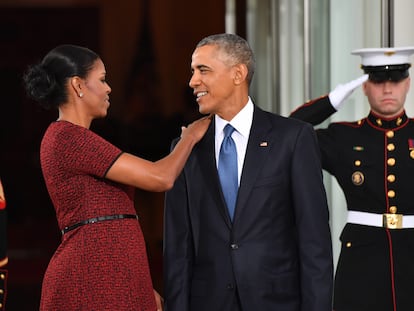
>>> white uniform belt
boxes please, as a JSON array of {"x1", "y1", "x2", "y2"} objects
[{"x1": 347, "y1": 211, "x2": 414, "y2": 229}]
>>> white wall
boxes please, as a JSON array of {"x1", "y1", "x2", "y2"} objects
[
  {"x1": 327, "y1": 0, "x2": 382, "y2": 269},
  {"x1": 394, "y1": 0, "x2": 414, "y2": 116}
]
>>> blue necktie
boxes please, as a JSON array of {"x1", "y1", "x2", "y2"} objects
[{"x1": 218, "y1": 124, "x2": 238, "y2": 221}]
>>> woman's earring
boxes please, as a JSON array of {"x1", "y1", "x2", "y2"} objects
[{"x1": 79, "y1": 92, "x2": 83, "y2": 98}]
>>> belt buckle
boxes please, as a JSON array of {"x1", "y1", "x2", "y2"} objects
[{"x1": 383, "y1": 213, "x2": 403, "y2": 229}]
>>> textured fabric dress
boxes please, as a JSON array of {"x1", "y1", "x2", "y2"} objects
[{"x1": 39, "y1": 121, "x2": 156, "y2": 311}]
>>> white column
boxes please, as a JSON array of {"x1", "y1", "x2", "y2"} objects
[{"x1": 394, "y1": 0, "x2": 414, "y2": 116}]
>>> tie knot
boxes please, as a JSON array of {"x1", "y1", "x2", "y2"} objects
[{"x1": 223, "y1": 124, "x2": 235, "y2": 138}]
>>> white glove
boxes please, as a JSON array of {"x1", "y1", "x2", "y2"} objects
[{"x1": 328, "y1": 74, "x2": 368, "y2": 110}]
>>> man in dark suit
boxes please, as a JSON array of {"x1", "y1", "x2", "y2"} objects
[{"x1": 163, "y1": 33, "x2": 333, "y2": 311}]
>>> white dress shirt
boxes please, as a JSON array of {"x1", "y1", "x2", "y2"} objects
[{"x1": 215, "y1": 97, "x2": 254, "y2": 185}]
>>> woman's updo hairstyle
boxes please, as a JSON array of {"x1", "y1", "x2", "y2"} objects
[{"x1": 23, "y1": 44, "x2": 99, "y2": 110}]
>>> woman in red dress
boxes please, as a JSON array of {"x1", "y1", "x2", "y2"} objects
[{"x1": 23, "y1": 45, "x2": 211, "y2": 311}]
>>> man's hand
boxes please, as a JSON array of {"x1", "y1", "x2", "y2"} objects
[{"x1": 329, "y1": 74, "x2": 368, "y2": 110}]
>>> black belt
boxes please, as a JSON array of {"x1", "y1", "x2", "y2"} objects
[{"x1": 61, "y1": 214, "x2": 138, "y2": 235}]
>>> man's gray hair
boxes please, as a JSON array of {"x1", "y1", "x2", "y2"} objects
[{"x1": 196, "y1": 33, "x2": 256, "y2": 85}]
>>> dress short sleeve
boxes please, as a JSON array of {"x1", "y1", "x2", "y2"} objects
[{"x1": 41, "y1": 121, "x2": 122, "y2": 178}]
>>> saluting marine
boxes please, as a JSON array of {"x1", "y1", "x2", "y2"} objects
[
  {"x1": 0, "y1": 179, "x2": 7, "y2": 311},
  {"x1": 291, "y1": 47, "x2": 414, "y2": 311}
]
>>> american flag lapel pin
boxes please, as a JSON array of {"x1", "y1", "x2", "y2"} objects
[{"x1": 260, "y1": 141, "x2": 268, "y2": 147}]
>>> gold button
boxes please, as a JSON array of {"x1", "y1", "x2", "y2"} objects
[
  {"x1": 386, "y1": 131, "x2": 394, "y2": 138},
  {"x1": 0, "y1": 274, "x2": 4, "y2": 280},
  {"x1": 346, "y1": 242, "x2": 352, "y2": 248},
  {"x1": 354, "y1": 160, "x2": 361, "y2": 166},
  {"x1": 0, "y1": 303, "x2": 2, "y2": 308},
  {"x1": 388, "y1": 190, "x2": 395, "y2": 198},
  {"x1": 387, "y1": 158, "x2": 396, "y2": 166},
  {"x1": 387, "y1": 174, "x2": 396, "y2": 182},
  {"x1": 389, "y1": 206, "x2": 398, "y2": 214},
  {"x1": 387, "y1": 143, "x2": 395, "y2": 151},
  {"x1": 0, "y1": 289, "x2": 3, "y2": 294}
]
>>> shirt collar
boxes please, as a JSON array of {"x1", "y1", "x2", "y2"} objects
[{"x1": 215, "y1": 97, "x2": 254, "y2": 138}]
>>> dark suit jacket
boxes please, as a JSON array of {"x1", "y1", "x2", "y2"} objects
[{"x1": 164, "y1": 105, "x2": 333, "y2": 311}]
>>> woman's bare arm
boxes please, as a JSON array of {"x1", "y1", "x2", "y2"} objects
[{"x1": 105, "y1": 115, "x2": 211, "y2": 191}]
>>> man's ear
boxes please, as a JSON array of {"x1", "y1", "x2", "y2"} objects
[
  {"x1": 233, "y1": 64, "x2": 248, "y2": 85},
  {"x1": 405, "y1": 76, "x2": 411, "y2": 93},
  {"x1": 362, "y1": 81, "x2": 368, "y2": 95}
]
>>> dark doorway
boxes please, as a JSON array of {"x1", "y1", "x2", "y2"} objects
[{"x1": 0, "y1": 7, "x2": 100, "y2": 310}]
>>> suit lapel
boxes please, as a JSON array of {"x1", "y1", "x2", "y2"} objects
[
  {"x1": 196, "y1": 121, "x2": 233, "y2": 229},
  {"x1": 234, "y1": 106, "x2": 272, "y2": 223},
  {"x1": 196, "y1": 108, "x2": 273, "y2": 228}
]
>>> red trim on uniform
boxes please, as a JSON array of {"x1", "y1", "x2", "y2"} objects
[
  {"x1": 372, "y1": 109, "x2": 406, "y2": 121},
  {"x1": 290, "y1": 94, "x2": 328, "y2": 114},
  {"x1": 367, "y1": 110, "x2": 409, "y2": 131},
  {"x1": 384, "y1": 133, "x2": 390, "y2": 212},
  {"x1": 335, "y1": 119, "x2": 365, "y2": 128},
  {"x1": 408, "y1": 139, "x2": 414, "y2": 149},
  {"x1": 384, "y1": 131, "x2": 397, "y2": 311},
  {"x1": 303, "y1": 95, "x2": 328, "y2": 106},
  {"x1": 386, "y1": 230, "x2": 397, "y2": 311}
]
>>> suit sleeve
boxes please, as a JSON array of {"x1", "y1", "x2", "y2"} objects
[
  {"x1": 163, "y1": 139, "x2": 193, "y2": 311},
  {"x1": 290, "y1": 123, "x2": 333, "y2": 311},
  {"x1": 290, "y1": 95, "x2": 336, "y2": 125},
  {"x1": 0, "y1": 179, "x2": 8, "y2": 311}
]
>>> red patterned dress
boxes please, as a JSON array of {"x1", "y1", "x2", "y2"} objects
[{"x1": 39, "y1": 121, "x2": 156, "y2": 311}]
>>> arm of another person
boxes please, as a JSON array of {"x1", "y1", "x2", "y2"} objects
[
  {"x1": 154, "y1": 289, "x2": 164, "y2": 311},
  {"x1": 290, "y1": 123, "x2": 333, "y2": 311},
  {"x1": 105, "y1": 115, "x2": 211, "y2": 192},
  {"x1": 290, "y1": 74, "x2": 368, "y2": 125}
]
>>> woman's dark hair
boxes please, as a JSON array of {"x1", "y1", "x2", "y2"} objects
[{"x1": 23, "y1": 44, "x2": 100, "y2": 110}]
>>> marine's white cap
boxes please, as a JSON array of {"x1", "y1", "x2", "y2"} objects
[{"x1": 351, "y1": 47, "x2": 414, "y2": 67}]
